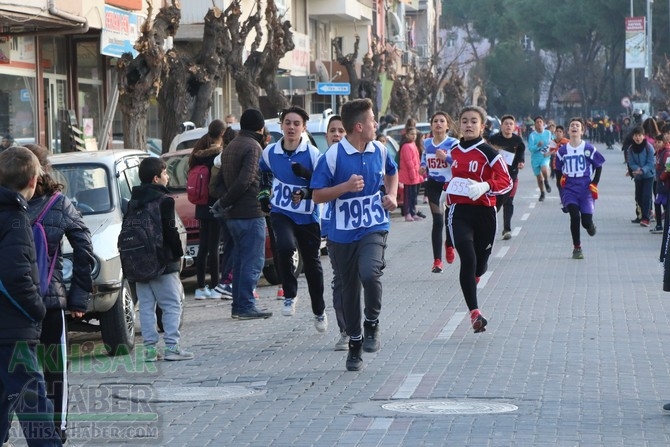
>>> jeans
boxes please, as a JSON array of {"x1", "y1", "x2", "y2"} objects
[
  {"x1": 226, "y1": 217, "x2": 266, "y2": 314},
  {"x1": 136, "y1": 272, "x2": 184, "y2": 347},
  {"x1": 0, "y1": 343, "x2": 61, "y2": 446}
]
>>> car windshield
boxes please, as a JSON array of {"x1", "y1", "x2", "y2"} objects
[
  {"x1": 165, "y1": 153, "x2": 190, "y2": 190},
  {"x1": 51, "y1": 164, "x2": 112, "y2": 215}
]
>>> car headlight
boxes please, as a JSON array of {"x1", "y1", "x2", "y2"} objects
[
  {"x1": 62, "y1": 257, "x2": 73, "y2": 282},
  {"x1": 62, "y1": 255, "x2": 101, "y2": 281}
]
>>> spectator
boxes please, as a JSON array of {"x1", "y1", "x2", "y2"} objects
[
  {"x1": 189, "y1": 120, "x2": 226, "y2": 299},
  {"x1": 0, "y1": 146, "x2": 63, "y2": 446},
  {"x1": 26, "y1": 144, "x2": 94, "y2": 443},
  {"x1": 218, "y1": 108, "x2": 273, "y2": 320}
]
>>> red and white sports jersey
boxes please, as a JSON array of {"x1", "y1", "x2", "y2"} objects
[{"x1": 447, "y1": 138, "x2": 513, "y2": 207}]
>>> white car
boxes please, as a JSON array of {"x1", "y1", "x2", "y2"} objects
[{"x1": 49, "y1": 149, "x2": 188, "y2": 355}]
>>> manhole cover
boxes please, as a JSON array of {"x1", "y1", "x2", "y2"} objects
[
  {"x1": 114, "y1": 386, "x2": 264, "y2": 403},
  {"x1": 382, "y1": 400, "x2": 517, "y2": 415}
]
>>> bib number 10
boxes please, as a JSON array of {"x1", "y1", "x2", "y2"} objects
[{"x1": 335, "y1": 193, "x2": 388, "y2": 230}]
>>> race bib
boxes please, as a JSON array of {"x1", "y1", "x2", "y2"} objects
[
  {"x1": 425, "y1": 153, "x2": 451, "y2": 179},
  {"x1": 334, "y1": 193, "x2": 388, "y2": 230},
  {"x1": 272, "y1": 178, "x2": 314, "y2": 214},
  {"x1": 446, "y1": 177, "x2": 470, "y2": 197},
  {"x1": 499, "y1": 150, "x2": 515, "y2": 166}
]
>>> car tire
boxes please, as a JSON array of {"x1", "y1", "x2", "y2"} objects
[
  {"x1": 100, "y1": 279, "x2": 136, "y2": 356},
  {"x1": 263, "y1": 249, "x2": 303, "y2": 285}
]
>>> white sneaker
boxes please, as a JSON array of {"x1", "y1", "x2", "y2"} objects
[
  {"x1": 194, "y1": 287, "x2": 211, "y2": 300},
  {"x1": 282, "y1": 297, "x2": 297, "y2": 316},
  {"x1": 314, "y1": 313, "x2": 328, "y2": 333},
  {"x1": 207, "y1": 285, "x2": 223, "y2": 299}
]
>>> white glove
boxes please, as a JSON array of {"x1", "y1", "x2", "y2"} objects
[
  {"x1": 467, "y1": 179, "x2": 490, "y2": 200},
  {"x1": 439, "y1": 190, "x2": 447, "y2": 210}
]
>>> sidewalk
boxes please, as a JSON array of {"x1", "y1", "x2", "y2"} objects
[{"x1": 11, "y1": 143, "x2": 670, "y2": 446}]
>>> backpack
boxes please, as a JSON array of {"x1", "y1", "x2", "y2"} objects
[
  {"x1": 117, "y1": 199, "x2": 166, "y2": 282},
  {"x1": 32, "y1": 193, "x2": 62, "y2": 296},
  {"x1": 187, "y1": 164, "x2": 211, "y2": 205}
]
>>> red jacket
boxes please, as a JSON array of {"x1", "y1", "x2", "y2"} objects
[{"x1": 398, "y1": 142, "x2": 423, "y2": 185}]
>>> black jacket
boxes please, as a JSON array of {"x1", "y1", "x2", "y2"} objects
[
  {"x1": 0, "y1": 186, "x2": 46, "y2": 344},
  {"x1": 217, "y1": 130, "x2": 266, "y2": 219},
  {"x1": 27, "y1": 193, "x2": 94, "y2": 312},
  {"x1": 128, "y1": 183, "x2": 183, "y2": 274}
]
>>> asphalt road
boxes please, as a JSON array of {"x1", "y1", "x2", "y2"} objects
[{"x1": 9, "y1": 143, "x2": 670, "y2": 446}]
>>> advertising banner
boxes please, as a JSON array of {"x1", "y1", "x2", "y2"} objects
[{"x1": 625, "y1": 17, "x2": 646, "y2": 69}]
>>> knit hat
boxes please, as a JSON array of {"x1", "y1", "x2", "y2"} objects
[{"x1": 240, "y1": 108, "x2": 265, "y2": 132}]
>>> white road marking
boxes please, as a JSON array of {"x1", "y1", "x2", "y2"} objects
[{"x1": 392, "y1": 373, "x2": 425, "y2": 399}]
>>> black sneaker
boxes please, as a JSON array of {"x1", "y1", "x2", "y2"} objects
[
  {"x1": 346, "y1": 339, "x2": 363, "y2": 371},
  {"x1": 362, "y1": 320, "x2": 380, "y2": 353},
  {"x1": 416, "y1": 211, "x2": 427, "y2": 219},
  {"x1": 587, "y1": 224, "x2": 596, "y2": 236},
  {"x1": 631, "y1": 217, "x2": 642, "y2": 224},
  {"x1": 471, "y1": 314, "x2": 487, "y2": 333},
  {"x1": 663, "y1": 403, "x2": 670, "y2": 413},
  {"x1": 236, "y1": 308, "x2": 273, "y2": 320},
  {"x1": 544, "y1": 181, "x2": 552, "y2": 193},
  {"x1": 539, "y1": 192, "x2": 545, "y2": 202},
  {"x1": 651, "y1": 226, "x2": 663, "y2": 234}
]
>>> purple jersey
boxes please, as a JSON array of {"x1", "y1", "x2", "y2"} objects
[{"x1": 555, "y1": 141, "x2": 605, "y2": 213}]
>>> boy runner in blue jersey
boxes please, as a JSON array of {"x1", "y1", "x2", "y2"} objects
[
  {"x1": 311, "y1": 99, "x2": 398, "y2": 371},
  {"x1": 259, "y1": 106, "x2": 326, "y2": 331}
]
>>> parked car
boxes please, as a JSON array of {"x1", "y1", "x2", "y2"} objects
[
  {"x1": 49, "y1": 149, "x2": 188, "y2": 356},
  {"x1": 383, "y1": 123, "x2": 432, "y2": 144},
  {"x1": 160, "y1": 148, "x2": 302, "y2": 285}
]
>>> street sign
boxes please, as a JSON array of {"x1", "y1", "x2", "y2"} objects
[
  {"x1": 621, "y1": 96, "x2": 631, "y2": 108},
  {"x1": 317, "y1": 82, "x2": 351, "y2": 95}
]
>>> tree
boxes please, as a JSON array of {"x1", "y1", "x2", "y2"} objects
[
  {"x1": 332, "y1": 35, "x2": 361, "y2": 107},
  {"x1": 117, "y1": 0, "x2": 178, "y2": 151}
]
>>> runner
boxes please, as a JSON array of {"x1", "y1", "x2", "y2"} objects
[
  {"x1": 554, "y1": 117, "x2": 605, "y2": 259},
  {"x1": 446, "y1": 106, "x2": 512, "y2": 333},
  {"x1": 487, "y1": 114, "x2": 526, "y2": 240},
  {"x1": 420, "y1": 111, "x2": 459, "y2": 272}
]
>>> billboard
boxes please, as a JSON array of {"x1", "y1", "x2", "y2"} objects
[{"x1": 625, "y1": 17, "x2": 646, "y2": 69}]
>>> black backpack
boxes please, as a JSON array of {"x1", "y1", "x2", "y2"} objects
[{"x1": 118, "y1": 199, "x2": 166, "y2": 282}]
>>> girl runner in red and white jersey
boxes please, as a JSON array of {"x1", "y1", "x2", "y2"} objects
[{"x1": 446, "y1": 106, "x2": 513, "y2": 333}]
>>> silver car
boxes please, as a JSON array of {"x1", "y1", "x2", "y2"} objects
[{"x1": 50, "y1": 149, "x2": 187, "y2": 356}]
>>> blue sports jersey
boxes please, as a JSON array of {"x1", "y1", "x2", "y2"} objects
[
  {"x1": 421, "y1": 136, "x2": 458, "y2": 182},
  {"x1": 311, "y1": 138, "x2": 398, "y2": 243},
  {"x1": 260, "y1": 137, "x2": 321, "y2": 225}
]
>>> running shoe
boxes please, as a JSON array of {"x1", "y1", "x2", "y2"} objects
[
  {"x1": 572, "y1": 248, "x2": 584, "y2": 259},
  {"x1": 586, "y1": 224, "x2": 596, "y2": 236},
  {"x1": 445, "y1": 246, "x2": 455, "y2": 264},
  {"x1": 640, "y1": 219, "x2": 650, "y2": 227},
  {"x1": 470, "y1": 310, "x2": 487, "y2": 333},
  {"x1": 432, "y1": 259, "x2": 443, "y2": 273},
  {"x1": 539, "y1": 192, "x2": 545, "y2": 202},
  {"x1": 502, "y1": 231, "x2": 512, "y2": 240}
]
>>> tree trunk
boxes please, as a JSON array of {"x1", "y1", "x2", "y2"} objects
[{"x1": 333, "y1": 35, "x2": 360, "y2": 101}]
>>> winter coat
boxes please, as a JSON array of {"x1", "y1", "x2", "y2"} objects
[
  {"x1": 0, "y1": 186, "x2": 45, "y2": 344},
  {"x1": 128, "y1": 183, "x2": 184, "y2": 275},
  {"x1": 627, "y1": 141, "x2": 655, "y2": 180},
  {"x1": 398, "y1": 142, "x2": 423, "y2": 186},
  {"x1": 27, "y1": 193, "x2": 94, "y2": 312},
  {"x1": 217, "y1": 130, "x2": 266, "y2": 220}
]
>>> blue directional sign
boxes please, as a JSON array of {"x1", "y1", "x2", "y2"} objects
[{"x1": 317, "y1": 82, "x2": 351, "y2": 95}]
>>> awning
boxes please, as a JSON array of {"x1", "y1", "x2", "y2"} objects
[{"x1": 0, "y1": 2, "x2": 88, "y2": 36}]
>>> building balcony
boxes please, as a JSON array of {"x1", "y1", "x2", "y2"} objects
[{"x1": 309, "y1": 0, "x2": 373, "y2": 24}]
